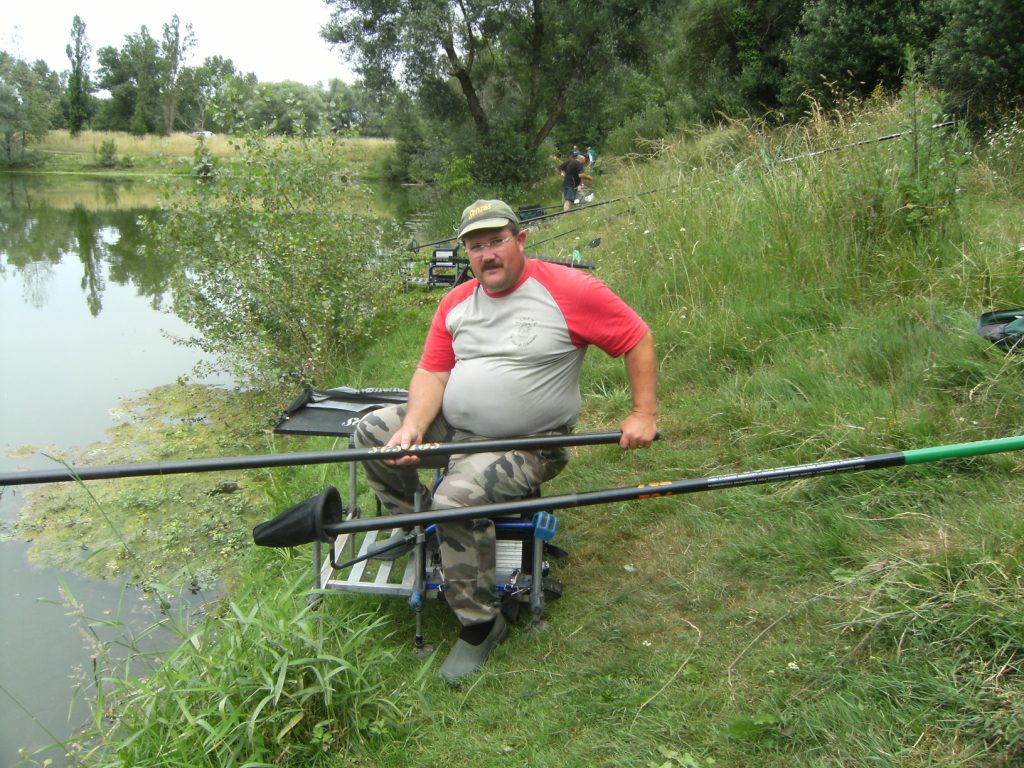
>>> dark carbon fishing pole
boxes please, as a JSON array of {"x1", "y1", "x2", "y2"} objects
[
  {"x1": 0, "y1": 432, "x2": 627, "y2": 487},
  {"x1": 407, "y1": 186, "x2": 670, "y2": 252}
]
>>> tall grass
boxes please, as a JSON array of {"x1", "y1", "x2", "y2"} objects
[
  {"x1": 38, "y1": 130, "x2": 237, "y2": 160},
  {"x1": 563, "y1": 94, "x2": 1024, "y2": 766},
  {"x1": 26, "y1": 131, "x2": 393, "y2": 177},
  {"x1": 68, "y1": 551, "x2": 421, "y2": 768}
]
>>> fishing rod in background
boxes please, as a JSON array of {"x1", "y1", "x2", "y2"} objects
[
  {"x1": 252, "y1": 435, "x2": 1024, "y2": 548},
  {"x1": 408, "y1": 119, "x2": 958, "y2": 253},
  {"x1": 776, "y1": 120, "x2": 956, "y2": 164},
  {"x1": 406, "y1": 185, "x2": 674, "y2": 253}
]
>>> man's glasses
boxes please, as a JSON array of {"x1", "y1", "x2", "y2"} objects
[{"x1": 465, "y1": 234, "x2": 515, "y2": 255}]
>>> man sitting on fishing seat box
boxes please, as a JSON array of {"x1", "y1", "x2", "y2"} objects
[{"x1": 354, "y1": 199, "x2": 658, "y2": 682}]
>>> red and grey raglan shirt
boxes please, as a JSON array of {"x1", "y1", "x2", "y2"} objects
[{"x1": 419, "y1": 259, "x2": 649, "y2": 437}]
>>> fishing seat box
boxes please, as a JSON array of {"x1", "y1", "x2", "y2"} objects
[{"x1": 274, "y1": 387, "x2": 564, "y2": 636}]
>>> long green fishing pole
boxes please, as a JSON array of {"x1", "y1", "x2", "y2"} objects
[{"x1": 322, "y1": 435, "x2": 1024, "y2": 536}]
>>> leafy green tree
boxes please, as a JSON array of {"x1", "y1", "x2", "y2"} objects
[
  {"x1": 379, "y1": 91, "x2": 434, "y2": 181},
  {"x1": 128, "y1": 27, "x2": 160, "y2": 134},
  {"x1": 927, "y1": 0, "x2": 1024, "y2": 123},
  {"x1": 323, "y1": 0, "x2": 665, "y2": 183},
  {"x1": 94, "y1": 28, "x2": 163, "y2": 133},
  {"x1": 159, "y1": 14, "x2": 196, "y2": 133},
  {"x1": 32, "y1": 60, "x2": 68, "y2": 130},
  {"x1": 0, "y1": 52, "x2": 59, "y2": 163},
  {"x1": 781, "y1": 0, "x2": 946, "y2": 114},
  {"x1": 206, "y1": 70, "x2": 260, "y2": 134},
  {"x1": 246, "y1": 81, "x2": 325, "y2": 135},
  {"x1": 94, "y1": 18, "x2": 194, "y2": 134},
  {"x1": 0, "y1": 79, "x2": 22, "y2": 164},
  {"x1": 93, "y1": 44, "x2": 137, "y2": 130},
  {"x1": 323, "y1": 78, "x2": 361, "y2": 134},
  {"x1": 173, "y1": 56, "x2": 240, "y2": 132},
  {"x1": 664, "y1": 0, "x2": 805, "y2": 120},
  {"x1": 345, "y1": 81, "x2": 390, "y2": 137},
  {"x1": 65, "y1": 15, "x2": 93, "y2": 134}
]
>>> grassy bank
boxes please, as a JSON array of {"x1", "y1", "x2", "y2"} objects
[
  {"x1": 301, "y1": 96, "x2": 1023, "y2": 766},
  {"x1": 12, "y1": 130, "x2": 392, "y2": 178},
  {"x1": 68, "y1": 95, "x2": 1024, "y2": 767}
]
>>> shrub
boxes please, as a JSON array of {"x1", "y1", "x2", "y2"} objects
[
  {"x1": 191, "y1": 138, "x2": 215, "y2": 179},
  {"x1": 148, "y1": 133, "x2": 405, "y2": 394},
  {"x1": 95, "y1": 138, "x2": 118, "y2": 168},
  {"x1": 434, "y1": 153, "x2": 475, "y2": 194},
  {"x1": 604, "y1": 103, "x2": 680, "y2": 159}
]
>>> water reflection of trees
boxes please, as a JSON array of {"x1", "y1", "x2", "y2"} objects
[{"x1": 0, "y1": 195, "x2": 179, "y2": 316}]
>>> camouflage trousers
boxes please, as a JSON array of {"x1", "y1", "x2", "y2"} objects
[{"x1": 353, "y1": 404, "x2": 569, "y2": 626}]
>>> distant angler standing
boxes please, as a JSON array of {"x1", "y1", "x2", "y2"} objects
[{"x1": 556, "y1": 151, "x2": 593, "y2": 211}]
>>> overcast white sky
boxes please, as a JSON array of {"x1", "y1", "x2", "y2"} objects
[{"x1": 3, "y1": 1, "x2": 354, "y2": 86}]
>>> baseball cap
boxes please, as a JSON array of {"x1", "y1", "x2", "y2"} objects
[{"x1": 457, "y1": 199, "x2": 519, "y2": 239}]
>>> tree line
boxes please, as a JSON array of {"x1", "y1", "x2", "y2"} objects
[
  {"x1": 2, "y1": 1, "x2": 1022, "y2": 184},
  {"x1": 1, "y1": 13, "x2": 387, "y2": 163},
  {"x1": 324, "y1": 0, "x2": 1022, "y2": 184}
]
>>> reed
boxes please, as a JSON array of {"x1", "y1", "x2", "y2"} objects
[{"x1": 38, "y1": 130, "x2": 238, "y2": 160}]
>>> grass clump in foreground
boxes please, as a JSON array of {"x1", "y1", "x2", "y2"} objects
[
  {"x1": 73, "y1": 92, "x2": 1024, "y2": 767},
  {"x1": 63, "y1": 551, "x2": 422, "y2": 768}
]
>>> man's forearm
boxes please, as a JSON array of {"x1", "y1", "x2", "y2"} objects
[
  {"x1": 619, "y1": 332, "x2": 658, "y2": 449},
  {"x1": 624, "y1": 332, "x2": 657, "y2": 416},
  {"x1": 403, "y1": 367, "x2": 449, "y2": 435}
]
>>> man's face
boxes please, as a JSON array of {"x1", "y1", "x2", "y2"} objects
[{"x1": 463, "y1": 227, "x2": 528, "y2": 293}]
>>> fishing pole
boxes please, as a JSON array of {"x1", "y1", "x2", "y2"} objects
[
  {"x1": 406, "y1": 189, "x2": 651, "y2": 252},
  {"x1": 304, "y1": 435, "x2": 1024, "y2": 538},
  {"x1": 528, "y1": 227, "x2": 580, "y2": 248},
  {"x1": 775, "y1": 120, "x2": 956, "y2": 164},
  {"x1": 0, "y1": 432, "x2": 627, "y2": 487},
  {"x1": 408, "y1": 119, "x2": 956, "y2": 253}
]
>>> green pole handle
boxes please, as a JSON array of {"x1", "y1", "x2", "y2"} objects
[{"x1": 904, "y1": 435, "x2": 1024, "y2": 464}]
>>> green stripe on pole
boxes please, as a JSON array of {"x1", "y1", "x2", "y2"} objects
[{"x1": 903, "y1": 435, "x2": 1024, "y2": 465}]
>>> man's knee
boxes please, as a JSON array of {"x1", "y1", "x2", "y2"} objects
[
  {"x1": 433, "y1": 475, "x2": 486, "y2": 509},
  {"x1": 353, "y1": 404, "x2": 405, "y2": 448}
]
